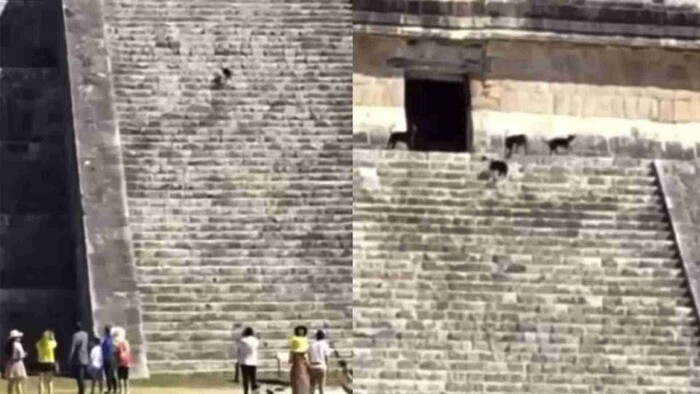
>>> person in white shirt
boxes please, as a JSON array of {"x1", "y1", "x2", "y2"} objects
[
  {"x1": 88, "y1": 337, "x2": 104, "y2": 394},
  {"x1": 237, "y1": 327, "x2": 259, "y2": 394},
  {"x1": 309, "y1": 330, "x2": 332, "y2": 394},
  {"x1": 3, "y1": 330, "x2": 27, "y2": 394}
]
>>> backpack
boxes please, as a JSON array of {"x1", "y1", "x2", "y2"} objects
[{"x1": 117, "y1": 342, "x2": 131, "y2": 367}]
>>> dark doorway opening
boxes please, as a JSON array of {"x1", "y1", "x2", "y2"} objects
[{"x1": 405, "y1": 76, "x2": 472, "y2": 152}]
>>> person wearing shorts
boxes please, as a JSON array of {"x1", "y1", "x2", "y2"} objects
[
  {"x1": 88, "y1": 337, "x2": 104, "y2": 394},
  {"x1": 101, "y1": 326, "x2": 117, "y2": 394},
  {"x1": 35, "y1": 330, "x2": 58, "y2": 394},
  {"x1": 112, "y1": 327, "x2": 131, "y2": 394}
]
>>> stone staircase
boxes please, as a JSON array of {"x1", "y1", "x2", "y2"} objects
[
  {"x1": 100, "y1": 0, "x2": 353, "y2": 373},
  {"x1": 354, "y1": 150, "x2": 700, "y2": 393}
]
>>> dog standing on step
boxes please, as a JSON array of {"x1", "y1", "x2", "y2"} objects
[
  {"x1": 386, "y1": 124, "x2": 417, "y2": 150},
  {"x1": 547, "y1": 135, "x2": 576, "y2": 155},
  {"x1": 504, "y1": 133, "x2": 528, "y2": 159},
  {"x1": 481, "y1": 156, "x2": 509, "y2": 184}
]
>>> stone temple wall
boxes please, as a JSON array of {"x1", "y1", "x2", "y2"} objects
[
  {"x1": 86, "y1": 0, "x2": 354, "y2": 373},
  {"x1": 354, "y1": 34, "x2": 700, "y2": 159}
]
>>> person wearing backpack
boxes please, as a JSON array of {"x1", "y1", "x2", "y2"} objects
[{"x1": 111, "y1": 327, "x2": 131, "y2": 394}]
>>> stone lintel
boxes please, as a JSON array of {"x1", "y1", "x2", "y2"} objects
[{"x1": 354, "y1": 19, "x2": 700, "y2": 51}]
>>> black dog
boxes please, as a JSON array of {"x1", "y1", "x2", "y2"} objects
[
  {"x1": 482, "y1": 156, "x2": 508, "y2": 182},
  {"x1": 547, "y1": 135, "x2": 576, "y2": 155},
  {"x1": 386, "y1": 131, "x2": 411, "y2": 149},
  {"x1": 212, "y1": 67, "x2": 233, "y2": 88},
  {"x1": 386, "y1": 125, "x2": 417, "y2": 150},
  {"x1": 504, "y1": 134, "x2": 528, "y2": 158}
]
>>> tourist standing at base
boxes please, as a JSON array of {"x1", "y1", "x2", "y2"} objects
[
  {"x1": 35, "y1": 330, "x2": 58, "y2": 394},
  {"x1": 309, "y1": 330, "x2": 332, "y2": 394},
  {"x1": 3, "y1": 330, "x2": 27, "y2": 394},
  {"x1": 68, "y1": 322, "x2": 89, "y2": 394},
  {"x1": 112, "y1": 327, "x2": 131, "y2": 394},
  {"x1": 88, "y1": 337, "x2": 103, "y2": 394},
  {"x1": 289, "y1": 326, "x2": 311, "y2": 394},
  {"x1": 101, "y1": 326, "x2": 117, "y2": 394},
  {"x1": 237, "y1": 327, "x2": 259, "y2": 394}
]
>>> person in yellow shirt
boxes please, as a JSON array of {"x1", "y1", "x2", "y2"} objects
[
  {"x1": 35, "y1": 330, "x2": 57, "y2": 394},
  {"x1": 289, "y1": 326, "x2": 310, "y2": 394}
]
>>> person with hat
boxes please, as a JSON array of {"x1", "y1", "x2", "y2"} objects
[
  {"x1": 289, "y1": 325, "x2": 311, "y2": 394},
  {"x1": 3, "y1": 329, "x2": 27, "y2": 394}
]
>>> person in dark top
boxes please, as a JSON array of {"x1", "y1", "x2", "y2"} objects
[
  {"x1": 101, "y1": 326, "x2": 117, "y2": 393},
  {"x1": 68, "y1": 322, "x2": 90, "y2": 394}
]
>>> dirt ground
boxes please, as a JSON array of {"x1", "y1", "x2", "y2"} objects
[{"x1": 16, "y1": 377, "x2": 346, "y2": 394}]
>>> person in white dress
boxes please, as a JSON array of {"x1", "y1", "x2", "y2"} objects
[
  {"x1": 309, "y1": 330, "x2": 332, "y2": 394},
  {"x1": 3, "y1": 330, "x2": 27, "y2": 394}
]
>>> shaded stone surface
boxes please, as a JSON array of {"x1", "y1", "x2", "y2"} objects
[
  {"x1": 0, "y1": 0, "x2": 86, "y2": 369},
  {"x1": 654, "y1": 160, "x2": 700, "y2": 328},
  {"x1": 61, "y1": 0, "x2": 149, "y2": 378}
]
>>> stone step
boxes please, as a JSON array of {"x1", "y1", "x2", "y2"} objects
[
  {"x1": 357, "y1": 197, "x2": 663, "y2": 212},
  {"x1": 355, "y1": 151, "x2": 653, "y2": 170},
  {"x1": 355, "y1": 341, "x2": 700, "y2": 361},
  {"x1": 355, "y1": 207, "x2": 668, "y2": 223},
  {"x1": 355, "y1": 187, "x2": 664, "y2": 205},
  {"x1": 141, "y1": 308, "x2": 349, "y2": 321},
  {"x1": 354, "y1": 310, "x2": 699, "y2": 330},
  {"x1": 139, "y1": 289, "x2": 351, "y2": 304},
  {"x1": 136, "y1": 257, "x2": 350, "y2": 267},
  {"x1": 359, "y1": 253, "x2": 681, "y2": 267},
  {"x1": 356, "y1": 287, "x2": 691, "y2": 307},
  {"x1": 358, "y1": 235, "x2": 676, "y2": 251},
  {"x1": 137, "y1": 266, "x2": 351, "y2": 277},
  {"x1": 398, "y1": 265, "x2": 685, "y2": 280},
  {"x1": 371, "y1": 274, "x2": 689, "y2": 293},
  {"x1": 370, "y1": 160, "x2": 655, "y2": 176},
  {"x1": 357, "y1": 224, "x2": 671, "y2": 241},
  {"x1": 358, "y1": 240, "x2": 677, "y2": 259},
  {"x1": 133, "y1": 247, "x2": 349, "y2": 259},
  {"x1": 371, "y1": 178, "x2": 659, "y2": 194},
  {"x1": 355, "y1": 216, "x2": 671, "y2": 231}
]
